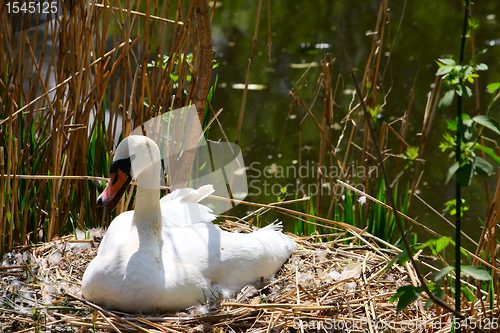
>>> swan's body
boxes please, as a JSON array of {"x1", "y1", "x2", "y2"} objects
[{"x1": 81, "y1": 136, "x2": 296, "y2": 313}]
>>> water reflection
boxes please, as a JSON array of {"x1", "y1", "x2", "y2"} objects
[{"x1": 210, "y1": 0, "x2": 500, "y2": 249}]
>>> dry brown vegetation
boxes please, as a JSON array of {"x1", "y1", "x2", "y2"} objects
[
  {"x1": 1, "y1": 0, "x2": 500, "y2": 331},
  {"x1": 0, "y1": 0, "x2": 210, "y2": 254},
  {"x1": 0, "y1": 220, "x2": 462, "y2": 333}
]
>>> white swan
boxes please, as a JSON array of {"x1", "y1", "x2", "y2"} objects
[{"x1": 81, "y1": 135, "x2": 296, "y2": 313}]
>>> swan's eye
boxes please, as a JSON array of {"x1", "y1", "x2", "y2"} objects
[{"x1": 111, "y1": 173, "x2": 119, "y2": 185}]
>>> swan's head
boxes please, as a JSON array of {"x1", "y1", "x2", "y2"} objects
[{"x1": 97, "y1": 135, "x2": 161, "y2": 211}]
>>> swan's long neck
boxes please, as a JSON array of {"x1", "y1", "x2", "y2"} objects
[{"x1": 132, "y1": 163, "x2": 162, "y2": 246}]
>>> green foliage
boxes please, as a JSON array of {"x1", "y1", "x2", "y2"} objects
[
  {"x1": 391, "y1": 263, "x2": 491, "y2": 313},
  {"x1": 461, "y1": 265, "x2": 492, "y2": 281},
  {"x1": 487, "y1": 82, "x2": 500, "y2": 93},
  {"x1": 365, "y1": 179, "x2": 406, "y2": 246},
  {"x1": 390, "y1": 234, "x2": 492, "y2": 313},
  {"x1": 277, "y1": 185, "x2": 287, "y2": 202},
  {"x1": 443, "y1": 198, "x2": 469, "y2": 217},
  {"x1": 367, "y1": 104, "x2": 381, "y2": 119},
  {"x1": 389, "y1": 285, "x2": 423, "y2": 313},
  {"x1": 424, "y1": 282, "x2": 446, "y2": 310},
  {"x1": 434, "y1": 266, "x2": 455, "y2": 282},
  {"x1": 436, "y1": 52, "x2": 500, "y2": 191},
  {"x1": 415, "y1": 236, "x2": 469, "y2": 258},
  {"x1": 148, "y1": 53, "x2": 194, "y2": 71},
  {"x1": 343, "y1": 190, "x2": 355, "y2": 226},
  {"x1": 439, "y1": 112, "x2": 500, "y2": 186},
  {"x1": 404, "y1": 146, "x2": 419, "y2": 161},
  {"x1": 435, "y1": 56, "x2": 487, "y2": 111}
]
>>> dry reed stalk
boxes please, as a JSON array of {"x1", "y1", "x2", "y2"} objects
[
  {"x1": 93, "y1": 2, "x2": 183, "y2": 25},
  {"x1": 0, "y1": 0, "x2": 213, "y2": 252},
  {"x1": 331, "y1": 0, "x2": 392, "y2": 202},
  {"x1": 407, "y1": 76, "x2": 442, "y2": 212},
  {"x1": 296, "y1": 98, "x2": 304, "y2": 198},
  {"x1": 169, "y1": 0, "x2": 213, "y2": 190},
  {"x1": 473, "y1": 170, "x2": 500, "y2": 266},
  {"x1": 0, "y1": 147, "x2": 4, "y2": 255},
  {"x1": 295, "y1": 97, "x2": 345, "y2": 174},
  {"x1": 316, "y1": 55, "x2": 334, "y2": 217},
  {"x1": 394, "y1": 71, "x2": 417, "y2": 175},
  {"x1": 234, "y1": 0, "x2": 263, "y2": 146}
]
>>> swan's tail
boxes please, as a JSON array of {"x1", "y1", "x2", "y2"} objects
[
  {"x1": 256, "y1": 221, "x2": 297, "y2": 254},
  {"x1": 260, "y1": 221, "x2": 283, "y2": 232},
  {"x1": 160, "y1": 185, "x2": 214, "y2": 204}
]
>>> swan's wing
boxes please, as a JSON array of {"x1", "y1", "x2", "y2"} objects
[
  {"x1": 160, "y1": 185, "x2": 216, "y2": 227},
  {"x1": 161, "y1": 199, "x2": 216, "y2": 227},
  {"x1": 160, "y1": 184, "x2": 214, "y2": 204},
  {"x1": 163, "y1": 223, "x2": 296, "y2": 291}
]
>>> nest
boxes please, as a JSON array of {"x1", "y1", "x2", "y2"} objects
[{"x1": 1, "y1": 221, "x2": 455, "y2": 332}]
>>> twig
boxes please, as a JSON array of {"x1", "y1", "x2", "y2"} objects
[
  {"x1": 97, "y1": 310, "x2": 123, "y2": 333},
  {"x1": 91, "y1": 3, "x2": 184, "y2": 25},
  {"x1": 66, "y1": 294, "x2": 153, "y2": 333},
  {"x1": 235, "y1": 0, "x2": 264, "y2": 145}
]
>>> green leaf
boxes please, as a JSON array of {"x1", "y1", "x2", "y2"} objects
[
  {"x1": 461, "y1": 285, "x2": 476, "y2": 302},
  {"x1": 474, "y1": 156, "x2": 494, "y2": 178},
  {"x1": 475, "y1": 63, "x2": 488, "y2": 71},
  {"x1": 434, "y1": 236, "x2": 452, "y2": 253},
  {"x1": 456, "y1": 163, "x2": 473, "y2": 187},
  {"x1": 465, "y1": 85, "x2": 473, "y2": 97},
  {"x1": 395, "y1": 250, "x2": 411, "y2": 266},
  {"x1": 169, "y1": 73, "x2": 179, "y2": 81},
  {"x1": 405, "y1": 146, "x2": 419, "y2": 160},
  {"x1": 472, "y1": 115, "x2": 500, "y2": 135},
  {"x1": 475, "y1": 144, "x2": 500, "y2": 165},
  {"x1": 461, "y1": 266, "x2": 492, "y2": 281},
  {"x1": 467, "y1": 74, "x2": 479, "y2": 84},
  {"x1": 463, "y1": 119, "x2": 474, "y2": 141},
  {"x1": 486, "y1": 82, "x2": 500, "y2": 93},
  {"x1": 438, "y1": 58, "x2": 456, "y2": 66},
  {"x1": 416, "y1": 237, "x2": 452, "y2": 256},
  {"x1": 436, "y1": 66, "x2": 454, "y2": 76},
  {"x1": 439, "y1": 90, "x2": 455, "y2": 111},
  {"x1": 434, "y1": 266, "x2": 454, "y2": 281},
  {"x1": 389, "y1": 285, "x2": 424, "y2": 313},
  {"x1": 446, "y1": 119, "x2": 457, "y2": 131},
  {"x1": 424, "y1": 283, "x2": 446, "y2": 309},
  {"x1": 446, "y1": 162, "x2": 460, "y2": 184}
]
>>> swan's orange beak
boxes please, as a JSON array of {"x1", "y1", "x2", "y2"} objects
[{"x1": 97, "y1": 169, "x2": 132, "y2": 212}]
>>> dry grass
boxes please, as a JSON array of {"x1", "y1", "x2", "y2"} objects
[
  {"x1": 3, "y1": 218, "x2": 493, "y2": 333},
  {"x1": 0, "y1": 0, "x2": 205, "y2": 254}
]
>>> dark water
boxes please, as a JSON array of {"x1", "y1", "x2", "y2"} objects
[{"x1": 208, "y1": 0, "x2": 500, "y2": 250}]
